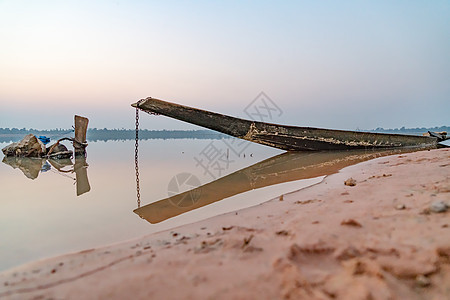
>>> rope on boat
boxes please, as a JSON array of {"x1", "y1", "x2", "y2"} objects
[
  {"x1": 46, "y1": 137, "x2": 87, "y2": 158},
  {"x1": 49, "y1": 168, "x2": 76, "y2": 181},
  {"x1": 135, "y1": 98, "x2": 160, "y2": 116}
]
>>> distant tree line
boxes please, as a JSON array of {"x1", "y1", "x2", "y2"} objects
[
  {"x1": 0, "y1": 128, "x2": 228, "y2": 143},
  {"x1": 1, "y1": 126, "x2": 448, "y2": 144},
  {"x1": 371, "y1": 126, "x2": 449, "y2": 135},
  {"x1": 0, "y1": 128, "x2": 72, "y2": 135},
  {"x1": 0, "y1": 128, "x2": 73, "y2": 143},
  {"x1": 86, "y1": 128, "x2": 228, "y2": 142}
]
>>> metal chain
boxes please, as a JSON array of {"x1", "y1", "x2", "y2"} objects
[
  {"x1": 134, "y1": 99, "x2": 160, "y2": 208},
  {"x1": 135, "y1": 106, "x2": 141, "y2": 208}
]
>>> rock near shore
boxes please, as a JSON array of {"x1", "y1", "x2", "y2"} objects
[{"x1": 2, "y1": 134, "x2": 46, "y2": 157}]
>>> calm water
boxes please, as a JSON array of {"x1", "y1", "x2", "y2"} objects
[
  {"x1": 0, "y1": 137, "x2": 424, "y2": 271},
  {"x1": 0, "y1": 138, "x2": 321, "y2": 271}
]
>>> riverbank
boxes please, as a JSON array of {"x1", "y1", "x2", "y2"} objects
[{"x1": 1, "y1": 148, "x2": 449, "y2": 299}]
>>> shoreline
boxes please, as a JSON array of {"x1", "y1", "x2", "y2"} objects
[{"x1": 1, "y1": 148, "x2": 449, "y2": 299}]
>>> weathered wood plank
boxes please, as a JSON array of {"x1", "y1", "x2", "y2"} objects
[
  {"x1": 74, "y1": 115, "x2": 89, "y2": 156},
  {"x1": 132, "y1": 97, "x2": 438, "y2": 151}
]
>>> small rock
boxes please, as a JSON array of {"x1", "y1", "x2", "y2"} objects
[
  {"x1": 416, "y1": 274, "x2": 431, "y2": 287},
  {"x1": 294, "y1": 199, "x2": 319, "y2": 205},
  {"x1": 430, "y1": 201, "x2": 448, "y2": 213},
  {"x1": 335, "y1": 246, "x2": 361, "y2": 260},
  {"x1": 242, "y1": 235, "x2": 254, "y2": 248},
  {"x1": 275, "y1": 230, "x2": 289, "y2": 236},
  {"x1": 341, "y1": 219, "x2": 362, "y2": 227},
  {"x1": 420, "y1": 208, "x2": 431, "y2": 215},
  {"x1": 344, "y1": 178, "x2": 357, "y2": 186},
  {"x1": 2, "y1": 134, "x2": 46, "y2": 157},
  {"x1": 243, "y1": 245, "x2": 263, "y2": 253},
  {"x1": 396, "y1": 204, "x2": 406, "y2": 210}
]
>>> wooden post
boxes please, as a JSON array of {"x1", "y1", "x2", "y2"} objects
[
  {"x1": 74, "y1": 155, "x2": 91, "y2": 196},
  {"x1": 74, "y1": 115, "x2": 89, "y2": 157}
]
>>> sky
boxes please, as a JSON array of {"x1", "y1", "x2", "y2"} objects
[{"x1": 0, "y1": 0, "x2": 449, "y2": 131}]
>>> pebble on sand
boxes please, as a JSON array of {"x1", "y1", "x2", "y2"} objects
[
  {"x1": 344, "y1": 178, "x2": 357, "y2": 186},
  {"x1": 430, "y1": 201, "x2": 449, "y2": 213}
]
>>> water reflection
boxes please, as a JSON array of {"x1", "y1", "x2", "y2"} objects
[
  {"x1": 2, "y1": 156, "x2": 91, "y2": 196},
  {"x1": 134, "y1": 149, "x2": 412, "y2": 224}
]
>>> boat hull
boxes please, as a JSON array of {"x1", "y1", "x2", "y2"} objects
[{"x1": 132, "y1": 97, "x2": 438, "y2": 151}]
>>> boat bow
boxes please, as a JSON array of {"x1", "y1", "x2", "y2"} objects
[{"x1": 132, "y1": 97, "x2": 438, "y2": 151}]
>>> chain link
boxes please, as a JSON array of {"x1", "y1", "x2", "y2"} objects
[
  {"x1": 135, "y1": 106, "x2": 141, "y2": 208},
  {"x1": 134, "y1": 99, "x2": 160, "y2": 208}
]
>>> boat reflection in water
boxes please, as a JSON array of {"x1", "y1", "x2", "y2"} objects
[
  {"x1": 134, "y1": 148, "x2": 417, "y2": 224},
  {"x1": 2, "y1": 156, "x2": 91, "y2": 196}
]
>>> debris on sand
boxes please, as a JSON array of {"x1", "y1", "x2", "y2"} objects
[
  {"x1": 344, "y1": 178, "x2": 357, "y2": 186},
  {"x1": 430, "y1": 201, "x2": 449, "y2": 213},
  {"x1": 340, "y1": 219, "x2": 362, "y2": 227}
]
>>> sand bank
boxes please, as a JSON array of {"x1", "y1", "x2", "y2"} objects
[{"x1": 1, "y1": 148, "x2": 449, "y2": 299}]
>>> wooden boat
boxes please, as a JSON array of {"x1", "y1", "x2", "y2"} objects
[
  {"x1": 134, "y1": 148, "x2": 414, "y2": 224},
  {"x1": 132, "y1": 97, "x2": 447, "y2": 151}
]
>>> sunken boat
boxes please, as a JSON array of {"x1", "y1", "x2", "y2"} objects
[{"x1": 132, "y1": 97, "x2": 447, "y2": 151}]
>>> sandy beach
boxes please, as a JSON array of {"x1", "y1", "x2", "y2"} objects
[{"x1": 1, "y1": 148, "x2": 449, "y2": 299}]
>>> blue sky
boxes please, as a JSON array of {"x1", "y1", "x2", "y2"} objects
[{"x1": 0, "y1": 1, "x2": 449, "y2": 130}]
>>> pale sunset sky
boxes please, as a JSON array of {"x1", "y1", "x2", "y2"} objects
[{"x1": 0, "y1": 1, "x2": 449, "y2": 130}]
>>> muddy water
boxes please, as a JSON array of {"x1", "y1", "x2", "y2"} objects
[{"x1": 0, "y1": 138, "x2": 414, "y2": 271}]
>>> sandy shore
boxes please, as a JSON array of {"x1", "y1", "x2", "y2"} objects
[{"x1": 1, "y1": 148, "x2": 449, "y2": 299}]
